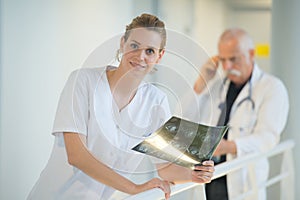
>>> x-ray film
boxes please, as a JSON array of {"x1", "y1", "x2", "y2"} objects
[{"x1": 132, "y1": 116, "x2": 228, "y2": 169}]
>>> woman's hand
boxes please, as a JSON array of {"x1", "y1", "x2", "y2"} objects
[
  {"x1": 134, "y1": 178, "x2": 172, "y2": 200},
  {"x1": 191, "y1": 160, "x2": 215, "y2": 183}
]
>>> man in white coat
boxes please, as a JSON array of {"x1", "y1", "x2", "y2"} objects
[{"x1": 181, "y1": 28, "x2": 289, "y2": 200}]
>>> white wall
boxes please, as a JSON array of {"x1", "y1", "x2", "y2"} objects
[
  {"x1": 0, "y1": 0, "x2": 133, "y2": 199},
  {"x1": 225, "y1": 0, "x2": 272, "y2": 72},
  {"x1": 193, "y1": 0, "x2": 227, "y2": 56}
]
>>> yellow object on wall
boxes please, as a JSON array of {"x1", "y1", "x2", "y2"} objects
[{"x1": 255, "y1": 44, "x2": 270, "y2": 58}]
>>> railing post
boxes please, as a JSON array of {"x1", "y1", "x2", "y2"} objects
[
  {"x1": 248, "y1": 162, "x2": 258, "y2": 199},
  {"x1": 280, "y1": 147, "x2": 295, "y2": 200}
]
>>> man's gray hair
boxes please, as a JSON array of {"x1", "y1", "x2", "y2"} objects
[{"x1": 219, "y1": 28, "x2": 254, "y2": 52}]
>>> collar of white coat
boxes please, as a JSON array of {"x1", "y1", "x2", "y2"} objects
[{"x1": 221, "y1": 63, "x2": 263, "y2": 108}]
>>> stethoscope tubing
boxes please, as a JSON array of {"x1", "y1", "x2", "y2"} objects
[{"x1": 219, "y1": 72, "x2": 264, "y2": 111}]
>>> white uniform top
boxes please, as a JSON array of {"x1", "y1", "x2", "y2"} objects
[
  {"x1": 179, "y1": 64, "x2": 289, "y2": 200},
  {"x1": 27, "y1": 66, "x2": 171, "y2": 200}
]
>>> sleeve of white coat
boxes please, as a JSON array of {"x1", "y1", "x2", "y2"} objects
[
  {"x1": 52, "y1": 69, "x2": 90, "y2": 136},
  {"x1": 234, "y1": 78, "x2": 289, "y2": 156}
]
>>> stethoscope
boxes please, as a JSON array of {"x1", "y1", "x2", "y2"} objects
[
  {"x1": 218, "y1": 72, "x2": 264, "y2": 112},
  {"x1": 235, "y1": 79, "x2": 255, "y2": 110}
]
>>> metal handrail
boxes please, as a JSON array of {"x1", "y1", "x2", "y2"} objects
[{"x1": 126, "y1": 139, "x2": 295, "y2": 200}]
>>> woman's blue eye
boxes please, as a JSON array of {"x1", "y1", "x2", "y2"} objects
[
  {"x1": 130, "y1": 43, "x2": 138, "y2": 49},
  {"x1": 146, "y1": 48, "x2": 155, "y2": 55}
]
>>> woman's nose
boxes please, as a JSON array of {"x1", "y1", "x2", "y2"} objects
[{"x1": 136, "y1": 49, "x2": 146, "y2": 60}]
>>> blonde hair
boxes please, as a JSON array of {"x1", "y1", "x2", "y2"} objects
[{"x1": 124, "y1": 13, "x2": 167, "y2": 51}]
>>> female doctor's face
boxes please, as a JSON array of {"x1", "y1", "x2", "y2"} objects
[
  {"x1": 120, "y1": 28, "x2": 165, "y2": 77},
  {"x1": 218, "y1": 38, "x2": 254, "y2": 86}
]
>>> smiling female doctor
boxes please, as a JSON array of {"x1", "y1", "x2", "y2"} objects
[
  {"x1": 180, "y1": 28, "x2": 289, "y2": 200},
  {"x1": 27, "y1": 14, "x2": 215, "y2": 200}
]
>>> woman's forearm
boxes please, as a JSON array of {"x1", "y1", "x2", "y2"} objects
[
  {"x1": 157, "y1": 163, "x2": 192, "y2": 184},
  {"x1": 63, "y1": 132, "x2": 138, "y2": 194}
]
